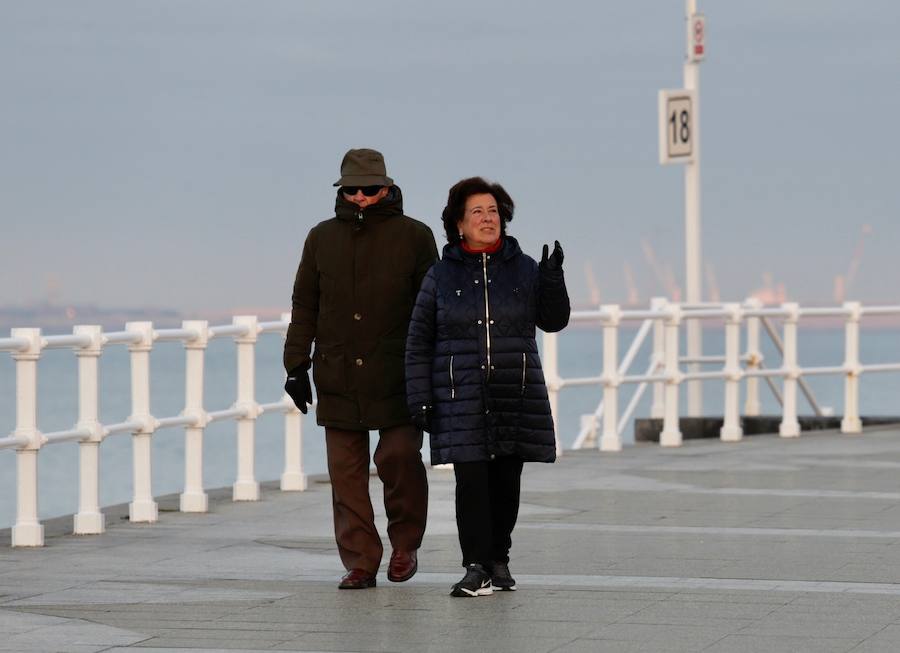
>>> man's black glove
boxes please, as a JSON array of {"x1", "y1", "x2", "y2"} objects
[
  {"x1": 540, "y1": 240, "x2": 564, "y2": 272},
  {"x1": 284, "y1": 365, "x2": 313, "y2": 414},
  {"x1": 412, "y1": 404, "x2": 432, "y2": 433}
]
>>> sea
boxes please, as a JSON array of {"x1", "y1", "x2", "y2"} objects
[{"x1": 2, "y1": 324, "x2": 899, "y2": 529}]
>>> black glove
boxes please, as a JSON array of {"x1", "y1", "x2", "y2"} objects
[
  {"x1": 540, "y1": 240, "x2": 564, "y2": 272},
  {"x1": 284, "y1": 365, "x2": 313, "y2": 414},
  {"x1": 412, "y1": 405, "x2": 432, "y2": 433}
]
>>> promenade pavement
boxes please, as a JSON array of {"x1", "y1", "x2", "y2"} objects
[{"x1": 5, "y1": 426, "x2": 900, "y2": 652}]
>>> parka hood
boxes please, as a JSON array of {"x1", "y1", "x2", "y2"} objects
[{"x1": 334, "y1": 185, "x2": 404, "y2": 223}]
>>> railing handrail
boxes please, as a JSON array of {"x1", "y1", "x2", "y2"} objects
[
  {"x1": 1, "y1": 312, "x2": 308, "y2": 547},
  {"x1": 543, "y1": 297, "x2": 900, "y2": 453},
  {"x1": 6, "y1": 298, "x2": 900, "y2": 548}
]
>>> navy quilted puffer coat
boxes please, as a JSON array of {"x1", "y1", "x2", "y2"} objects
[{"x1": 405, "y1": 236, "x2": 570, "y2": 465}]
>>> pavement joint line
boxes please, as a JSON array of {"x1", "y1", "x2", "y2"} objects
[
  {"x1": 681, "y1": 487, "x2": 900, "y2": 500},
  {"x1": 257, "y1": 572, "x2": 900, "y2": 597},
  {"x1": 517, "y1": 522, "x2": 900, "y2": 538}
]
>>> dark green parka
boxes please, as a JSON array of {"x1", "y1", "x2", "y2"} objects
[{"x1": 284, "y1": 187, "x2": 439, "y2": 430}]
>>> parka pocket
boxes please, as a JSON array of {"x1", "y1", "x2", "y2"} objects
[
  {"x1": 312, "y1": 344, "x2": 346, "y2": 395},
  {"x1": 362, "y1": 338, "x2": 406, "y2": 401},
  {"x1": 520, "y1": 352, "x2": 527, "y2": 396},
  {"x1": 449, "y1": 355, "x2": 456, "y2": 400}
]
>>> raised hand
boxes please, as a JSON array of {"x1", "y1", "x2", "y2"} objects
[{"x1": 540, "y1": 240, "x2": 564, "y2": 271}]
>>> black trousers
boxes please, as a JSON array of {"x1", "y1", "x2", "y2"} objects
[{"x1": 453, "y1": 457, "x2": 524, "y2": 568}]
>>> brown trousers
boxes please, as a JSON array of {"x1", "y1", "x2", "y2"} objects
[{"x1": 325, "y1": 424, "x2": 428, "y2": 574}]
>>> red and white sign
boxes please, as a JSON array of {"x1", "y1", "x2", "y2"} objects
[{"x1": 687, "y1": 13, "x2": 706, "y2": 62}]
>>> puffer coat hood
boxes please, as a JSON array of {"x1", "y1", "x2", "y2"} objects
[{"x1": 405, "y1": 236, "x2": 570, "y2": 464}]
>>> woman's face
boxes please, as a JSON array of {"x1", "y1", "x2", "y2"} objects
[{"x1": 458, "y1": 193, "x2": 501, "y2": 249}]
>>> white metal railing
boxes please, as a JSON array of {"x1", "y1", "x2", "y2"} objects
[
  {"x1": 543, "y1": 298, "x2": 900, "y2": 453},
  {"x1": 0, "y1": 314, "x2": 306, "y2": 547},
  {"x1": 7, "y1": 298, "x2": 900, "y2": 547}
]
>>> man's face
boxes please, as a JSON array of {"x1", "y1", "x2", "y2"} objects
[{"x1": 342, "y1": 185, "x2": 389, "y2": 209}]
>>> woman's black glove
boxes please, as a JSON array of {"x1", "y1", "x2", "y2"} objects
[
  {"x1": 412, "y1": 405, "x2": 432, "y2": 433},
  {"x1": 284, "y1": 365, "x2": 313, "y2": 414},
  {"x1": 540, "y1": 240, "x2": 564, "y2": 271}
]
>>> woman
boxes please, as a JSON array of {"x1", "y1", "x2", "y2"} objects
[{"x1": 405, "y1": 176, "x2": 570, "y2": 597}]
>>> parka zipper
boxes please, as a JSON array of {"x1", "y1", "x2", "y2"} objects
[
  {"x1": 521, "y1": 353, "x2": 527, "y2": 396},
  {"x1": 482, "y1": 253, "x2": 492, "y2": 380},
  {"x1": 449, "y1": 355, "x2": 455, "y2": 399}
]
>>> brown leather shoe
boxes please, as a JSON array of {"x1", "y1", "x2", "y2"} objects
[
  {"x1": 387, "y1": 550, "x2": 418, "y2": 582},
  {"x1": 338, "y1": 568, "x2": 377, "y2": 589}
]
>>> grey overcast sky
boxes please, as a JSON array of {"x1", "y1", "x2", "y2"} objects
[{"x1": 1, "y1": 1, "x2": 898, "y2": 314}]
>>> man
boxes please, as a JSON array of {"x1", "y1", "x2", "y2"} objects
[{"x1": 284, "y1": 148, "x2": 438, "y2": 589}]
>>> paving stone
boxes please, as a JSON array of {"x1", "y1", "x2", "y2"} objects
[{"x1": 4, "y1": 429, "x2": 900, "y2": 651}]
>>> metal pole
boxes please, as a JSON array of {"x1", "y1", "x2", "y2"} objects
[
  {"x1": 233, "y1": 315, "x2": 260, "y2": 501},
  {"x1": 779, "y1": 304, "x2": 800, "y2": 438},
  {"x1": 181, "y1": 320, "x2": 209, "y2": 512},
  {"x1": 280, "y1": 313, "x2": 307, "y2": 491},
  {"x1": 841, "y1": 302, "x2": 862, "y2": 434},
  {"x1": 684, "y1": 0, "x2": 703, "y2": 417},
  {"x1": 743, "y1": 297, "x2": 762, "y2": 415},
  {"x1": 126, "y1": 321, "x2": 158, "y2": 522},
  {"x1": 11, "y1": 328, "x2": 44, "y2": 547},
  {"x1": 600, "y1": 305, "x2": 621, "y2": 452},
  {"x1": 720, "y1": 304, "x2": 743, "y2": 442},
  {"x1": 74, "y1": 325, "x2": 105, "y2": 535},
  {"x1": 542, "y1": 331, "x2": 562, "y2": 458},
  {"x1": 650, "y1": 297, "x2": 667, "y2": 418},
  {"x1": 660, "y1": 306, "x2": 683, "y2": 447}
]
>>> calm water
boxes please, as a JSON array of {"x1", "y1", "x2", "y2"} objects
[{"x1": 1, "y1": 325, "x2": 899, "y2": 528}]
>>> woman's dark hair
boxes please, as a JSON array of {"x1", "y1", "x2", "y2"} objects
[{"x1": 440, "y1": 176, "x2": 514, "y2": 244}]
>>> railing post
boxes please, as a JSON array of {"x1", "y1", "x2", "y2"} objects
[
  {"x1": 841, "y1": 301, "x2": 862, "y2": 435},
  {"x1": 779, "y1": 303, "x2": 801, "y2": 438},
  {"x1": 579, "y1": 414, "x2": 598, "y2": 449},
  {"x1": 599, "y1": 304, "x2": 622, "y2": 452},
  {"x1": 181, "y1": 320, "x2": 210, "y2": 512},
  {"x1": 542, "y1": 330, "x2": 562, "y2": 458},
  {"x1": 650, "y1": 297, "x2": 667, "y2": 419},
  {"x1": 233, "y1": 315, "x2": 260, "y2": 500},
  {"x1": 720, "y1": 304, "x2": 743, "y2": 442},
  {"x1": 660, "y1": 306, "x2": 683, "y2": 447},
  {"x1": 126, "y1": 321, "x2": 158, "y2": 522},
  {"x1": 73, "y1": 325, "x2": 105, "y2": 535},
  {"x1": 280, "y1": 312, "x2": 307, "y2": 491},
  {"x1": 743, "y1": 297, "x2": 762, "y2": 416},
  {"x1": 11, "y1": 328, "x2": 44, "y2": 547}
]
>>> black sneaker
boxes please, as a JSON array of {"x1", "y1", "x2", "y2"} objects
[
  {"x1": 490, "y1": 562, "x2": 517, "y2": 591},
  {"x1": 450, "y1": 563, "x2": 493, "y2": 597}
]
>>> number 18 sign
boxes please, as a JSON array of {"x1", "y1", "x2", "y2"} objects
[{"x1": 658, "y1": 89, "x2": 696, "y2": 165}]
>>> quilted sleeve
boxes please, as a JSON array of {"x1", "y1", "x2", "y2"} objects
[
  {"x1": 405, "y1": 265, "x2": 438, "y2": 414},
  {"x1": 536, "y1": 264, "x2": 571, "y2": 334}
]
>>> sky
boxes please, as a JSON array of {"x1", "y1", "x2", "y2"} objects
[{"x1": 1, "y1": 0, "x2": 898, "y2": 316}]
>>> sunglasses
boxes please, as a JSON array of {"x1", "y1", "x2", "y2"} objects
[{"x1": 341, "y1": 185, "x2": 383, "y2": 197}]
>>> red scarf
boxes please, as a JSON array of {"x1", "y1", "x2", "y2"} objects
[{"x1": 460, "y1": 236, "x2": 503, "y2": 255}]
